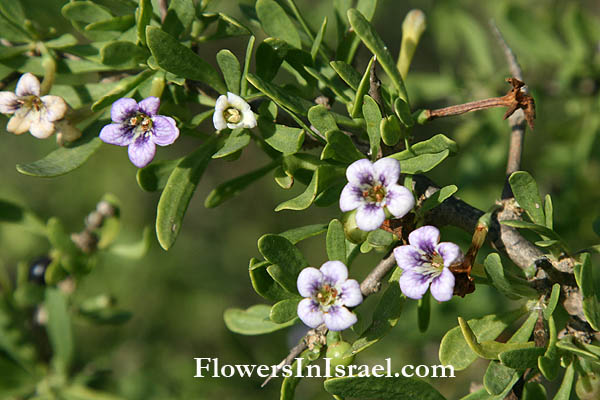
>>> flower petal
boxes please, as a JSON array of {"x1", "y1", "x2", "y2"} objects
[
  {"x1": 346, "y1": 158, "x2": 374, "y2": 186},
  {"x1": 399, "y1": 269, "x2": 431, "y2": 300},
  {"x1": 436, "y1": 242, "x2": 463, "y2": 267},
  {"x1": 15, "y1": 73, "x2": 40, "y2": 97},
  {"x1": 297, "y1": 267, "x2": 322, "y2": 297},
  {"x1": 297, "y1": 298, "x2": 324, "y2": 328},
  {"x1": 128, "y1": 136, "x2": 156, "y2": 168},
  {"x1": 99, "y1": 124, "x2": 133, "y2": 146},
  {"x1": 0, "y1": 91, "x2": 19, "y2": 114},
  {"x1": 373, "y1": 157, "x2": 400, "y2": 186},
  {"x1": 138, "y1": 96, "x2": 160, "y2": 116},
  {"x1": 7, "y1": 111, "x2": 32, "y2": 135},
  {"x1": 394, "y1": 245, "x2": 424, "y2": 270},
  {"x1": 111, "y1": 98, "x2": 138, "y2": 123},
  {"x1": 213, "y1": 95, "x2": 228, "y2": 131},
  {"x1": 408, "y1": 225, "x2": 440, "y2": 254},
  {"x1": 29, "y1": 119, "x2": 55, "y2": 138},
  {"x1": 240, "y1": 108, "x2": 257, "y2": 129},
  {"x1": 41, "y1": 95, "x2": 67, "y2": 122},
  {"x1": 151, "y1": 116, "x2": 179, "y2": 146},
  {"x1": 430, "y1": 268, "x2": 455, "y2": 302},
  {"x1": 339, "y1": 183, "x2": 364, "y2": 212},
  {"x1": 339, "y1": 279, "x2": 362, "y2": 307},
  {"x1": 355, "y1": 204, "x2": 385, "y2": 231},
  {"x1": 323, "y1": 305, "x2": 357, "y2": 331},
  {"x1": 227, "y1": 92, "x2": 251, "y2": 111},
  {"x1": 320, "y1": 261, "x2": 348, "y2": 286},
  {"x1": 385, "y1": 184, "x2": 414, "y2": 218}
]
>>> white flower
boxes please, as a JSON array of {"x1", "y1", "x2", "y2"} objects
[
  {"x1": 212, "y1": 92, "x2": 257, "y2": 131},
  {"x1": 0, "y1": 73, "x2": 67, "y2": 139}
]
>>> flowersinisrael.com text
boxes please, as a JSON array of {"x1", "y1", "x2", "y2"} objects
[{"x1": 194, "y1": 358, "x2": 455, "y2": 379}]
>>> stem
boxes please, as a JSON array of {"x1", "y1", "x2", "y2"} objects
[
  {"x1": 426, "y1": 96, "x2": 511, "y2": 120},
  {"x1": 38, "y1": 43, "x2": 56, "y2": 96}
]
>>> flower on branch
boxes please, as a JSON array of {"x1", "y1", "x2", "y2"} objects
[
  {"x1": 297, "y1": 261, "x2": 363, "y2": 331},
  {"x1": 213, "y1": 92, "x2": 257, "y2": 131},
  {"x1": 394, "y1": 225, "x2": 463, "y2": 302},
  {"x1": 0, "y1": 73, "x2": 67, "y2": 138},
  {"x1": 340, "y1": 158, "x2": 414, "y2": 232},
  {"x1": 99, "y1": 97, "x2": 179, "y2": 168}
]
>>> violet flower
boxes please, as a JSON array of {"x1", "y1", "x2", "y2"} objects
[
  {"x1": 297, "y1": 261, "x2": 363, "y2": 331},
  {"x1": 339, "y1": 158, "x2": 414, "y2": 231},
  {"x1": 99, "y1": 97, "x2": 179, "y2": 168},
  {"x1": 394, "y1": 225, "x2": 463, "y2": 302},
  {"x1": 0, "y1": 73, "x2": 67, "y2": 138}
]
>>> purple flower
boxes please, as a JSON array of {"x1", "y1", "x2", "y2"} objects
[
  {"x1": 393, "y1": 225, "x2": 463, "y2": 302},
  {"x1": 0, "y1": 73, "x2": 67, "y2": 138},
  {"x1": 297, "y1": 261, "x2": 363, "y2": 331},
  {"x1": 339, "y1": 158, "x2": 414, "y2": 231},
  {"x1": 99, "y1": 97, "x2": 179, "y2": 168}
]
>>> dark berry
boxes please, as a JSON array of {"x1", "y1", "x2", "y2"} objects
[{"x1": 28, "y1": 256, "x2": 52, "y2": 285}]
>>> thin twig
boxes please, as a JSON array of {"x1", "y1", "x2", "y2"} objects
[{"x1": 491, "y1": 22, "x2": 529, "y2": 199}]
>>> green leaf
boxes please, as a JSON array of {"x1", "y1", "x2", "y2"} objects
[
  {"x1": 499, "y1": 347, "x2": 545, "y2": 369},
  {"x1": 324, "y1": 376, "x2": 445, "y2": 400},
  {"x1": 553, "y1": 362, "x2": 575, "y2": 400},
  {"x1": 419, "y1": 185, "x2": 457, "y2": 215},
  {"x1": 556, "y1": 336, "x2": 599, "y2": 360},
  {"x1": 16, "y1": 121, "x2": 105, "y2": 177},
  {"x1": 522, "y1": 382, "x2": 546, "y2": 400},
  {"x1": 258, "y1": 120, "x2": 305, "y2": 156},
  {"x1": 394, "y1": 97, "x2": 414, "y2": 127},
  {"x1": 484, "y1": 360, "x2": 520, "y2": 396},
  {"x1": 162, "y1": 0, "x2": 195, "y2": 38},
  {"x1": 108, "y1": 227, "x2": 151, "y2": 260},
  {"x1": 574, "y1": 253, "x2": 600, "y2": 330},
  {"x1": 322, "y1": 130, "x2": 364, "y2": 163},
  {"x1": 484, "y1": 253, "x2": 523, "y2": 300},
  {"x1": 544, "y1": 194, "x2": 553, "y2": 229},
  {"x1": 136, "y1": 0, "x2": 153, "y2": 46},
  {"x1": 270, "y1": 298, "x2": 300, "y2": 324},
  {"x1": 45, "y1": 34, "x2": 79, "y2": 49},
  {"x1": 212, "y1": 130, "x2": 251, "y2": 158},
  {"x1": 439, "y1": 309, "x2": 524, "y2": 370},
  {"x1": 458, "y1": 317, "x2": 535, "y2": 360},
  {"x1": 326, "y1": 219, "x2": 346, "y2": 263},
  {"x1": 156, "y1": 137, "x2": 218, "y2": 250},
  {"x1": 241, "y1": 36, "x2": 255, "y2": 97},
  {"x1": 310, "y1": 17, "x2": 327, "y2": 61},
  {"x1": 347, "y1": 8, "x2": 408, "y2": 101},
  {"x1": 308, "y1": 105, "x2": 338, "y2": 134},
  {"x1": 330, "y1": 61, "x2": 361, "y2": 90},
  {"x1": 146, "y1": 26, "x2": 226, "y2": 93},
  {"x1": 544, "y1": 283, "x2": 561, "y2": 320},
  {"x1": 85, "y1": 15, "x2": 135, "y2": 32},
  {"x1": 92, "y1": 69, "x2": 155, "y2": 111},
  {"x1": 500, "y1": 220, "x2": 563, "y2": 243},
  {"x1": 62, "y1": 1, "x2": 112, "y2": 24},
  {"x1": 362, "y1": 95, "x2": 382, "y2": 160},
  {"x1": 136, "y1": 158, "x2": 181, "y2": 192},
  {"x1": 247, "y1": 73, "x2": 312, "y2": 116},
  {"x1": 275, "y1": 166, "x2": 344, "y2": 211},
  {"x1": 255, "y1": 40, "x2": 285, "y2": 81},
  {"x1": 0, "y1": 199, "x2": 46, "y2": 235},
  {"x1": 45, "y1": 287, "x2": 73, "y2": 375},
  {"x1": 390, "y1": 134, "x2": 459, "y2": 160},
  {"x1": 256, "y1": 0, "x2": 302, "y2": 49},
  {"x1": 202, "y1": 13, "x2": 251, "y2": 41},
  {"x1": 217, "y1": 49, "x2": 241, "y2": 94},
  {"x1": 281, "y1": 350, "x2": 313, "y2": 400},
  {"x1": 279, "y1": 224, "x2": 328, "y2": 244},
  {"x1": 351, "y1": 56, "x2": 375, "y2": 118},
  {"x1": 224, "y1": 304, "x2": 295, "y2": 335},
  {"x1": 351, "y1": 283, "x2": 404, "y2": 355},
  {"x1": 509, "y1": 171, "x2": 545, "y2": 225},
  {"x1": 380, "y1": 115, "x2": 402, "y2": 147},
  {"x1": 538, "y1": 316, "x2": 559, "y2": 381},
  {"x1": 417, "y1": 291, "x2": 430, "y2": 332},
  {"x1": 249, "y1": 258, "x2": 295, "y2": 301},
  {"x1": 0, "y1": 0, "x2": 25, "y2": 25},
  {"x1": 366, "y1": 229, "x2": 394, "y2": 248},
  {"x1": 399, "y1": 150, "x2": 450, "y2": 174},
  {"x1": 100, "y1": 41, "x2": 149, "y2": 68},
  {"x1": 205, "y1": 161, "x2": 278, "y2": 208},
  {"x1": 258, "y1": 234, "x2": 308, "y2": 276}
]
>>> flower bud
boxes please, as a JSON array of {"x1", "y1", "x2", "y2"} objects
[
  {"x1": 326, "y1": 341, "x2": 354, "y2": 369},
  {"x1": 402, "y1": 9, "x2": 426, "y2": 43},
  {"x1": 342, "y1": 210, "x2": 368, "y2": 244}
]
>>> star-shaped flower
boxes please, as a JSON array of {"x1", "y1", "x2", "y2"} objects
[
  {"x1": 99, "y1": 97, "x2": 179, "y2": 168},
  {"x1": 297, "y1": 261, "x2": 363, "y2": 331},
  {"x1": 213, "y1": 92, "x2": 257, "y2": 131},
  {"x1": 394, "y1": 225, "x2": 463, "y2": 302},
  {"x1": 0, "y1": 73, "x2": 67, "y2": 138},
  {"x1": 340, "y1": 158, "x2": 415, "y2": 231}
]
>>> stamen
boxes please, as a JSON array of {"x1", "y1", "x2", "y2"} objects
[{"x1": 224, "y1": 107, "x2": 241, "y2": 124}]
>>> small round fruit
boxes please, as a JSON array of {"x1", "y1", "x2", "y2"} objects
[
  {"x1": 342, "y1": 210, "x2": 368, "y2": 244},
  {"x1": 28, "y1": 256, "x2": 52, "y2": 285},
  {"x1": 326, "y1": 341, "x2": 354, "y2": 368}
]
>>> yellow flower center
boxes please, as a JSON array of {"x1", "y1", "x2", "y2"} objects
[
  {"x1": 316, "y1": 284, "x2": 339, "y2": 307},
  {"x1": 224, "y1": 107, "x2": 241, "y2": 124},
  {"x1": 362, "y1": 184, "x2": 386, "y2": 203}
]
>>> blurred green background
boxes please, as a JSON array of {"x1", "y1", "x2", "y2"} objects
[{"x1": 1, "y1": 0, "x2": 599, "y2": 398}]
